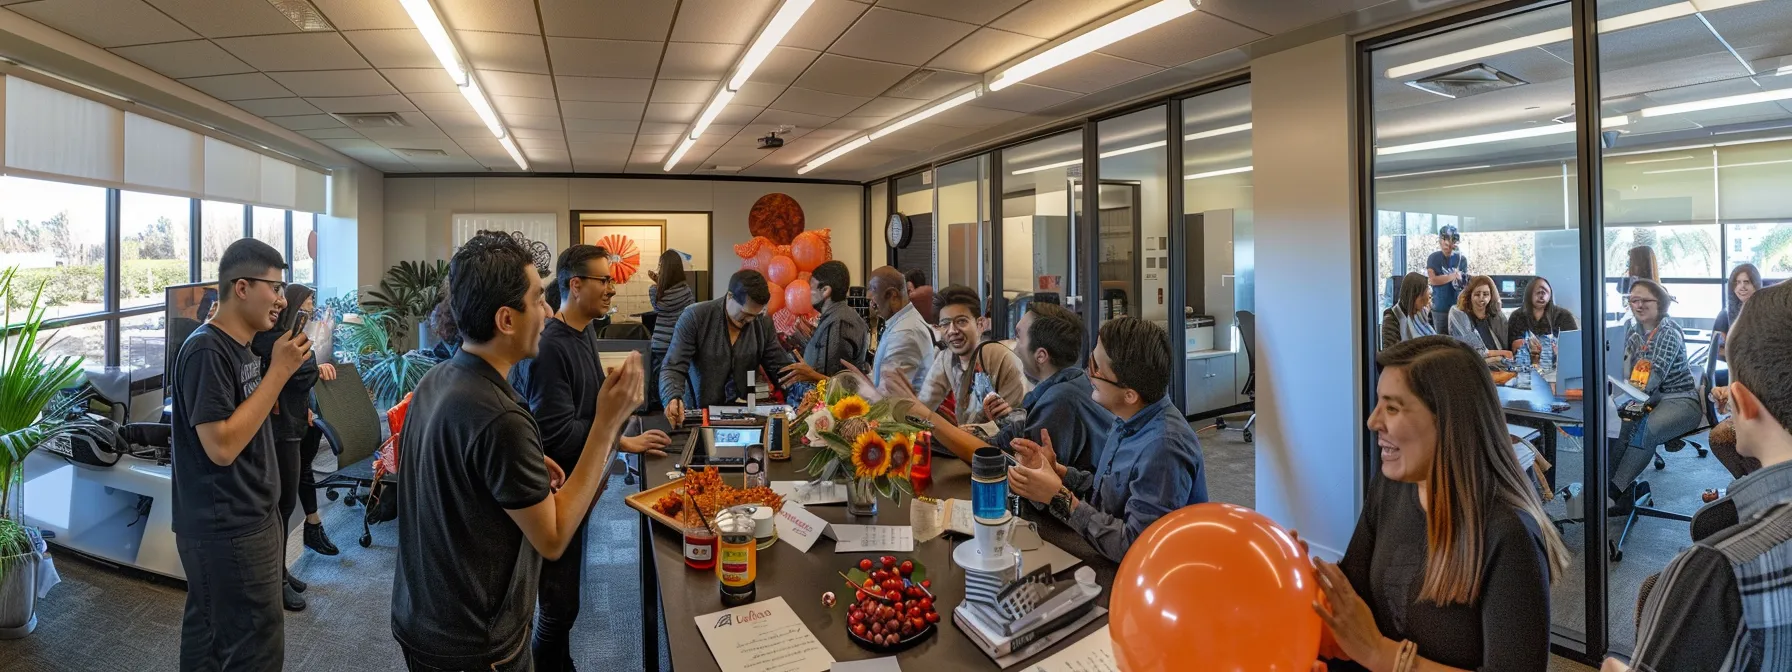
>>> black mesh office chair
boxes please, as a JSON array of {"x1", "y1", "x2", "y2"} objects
[{"x1": 1215, "y1": 311, "x2": 1257, "y2": 442}]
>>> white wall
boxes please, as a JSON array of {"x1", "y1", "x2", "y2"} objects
[
  {"x1": 1251, "y1": 35, "x2": 1362, "y2": 561},
  {"x1": 382, "y1": 177, "x2": 864, "y2": 298},
  {"x1": 315, "y1": 164, "x2": 384, "y2": 302}
]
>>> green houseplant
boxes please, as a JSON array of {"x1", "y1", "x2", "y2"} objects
[
  {"x1": 0, "y1": 267, "x2": 90, "y2": 638},
  {"x1": 336, "y1": 306, "x2": 438, "y2": 410},
  {"x1": 358, "y1": 260, "x2": 448, "y2": 347}
]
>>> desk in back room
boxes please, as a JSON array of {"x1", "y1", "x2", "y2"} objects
[
  {"x1": 1497, "y1": 369, "x2": 1584, "y2": 493},
  {"x1": 629, "y1": 415, "x2": 1118, "y2": 672}
]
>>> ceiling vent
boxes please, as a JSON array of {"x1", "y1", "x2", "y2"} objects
[
  {"x1": 265, "y1": 0, "x2": 334, "y2": 31},
  {"x1": 884, "y1": 69, "x2": 942, "y2": 98},
  {"x1": 331, "y1": 112, "x2": 409, "y2": 128},
  {"x1": 1408, "y1": 64, "x2": 1527, "y2": 98},
  {"x1": 393, "y1": 147, "x2": 450, "y2": 158}
]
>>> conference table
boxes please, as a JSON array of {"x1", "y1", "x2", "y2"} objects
[
  {"x1": 630, "y1": 415, "x2": 1119, "y2": 671},
  {"x1": 1497, "y1": 369, "x2": 1584, "y2": 487}
]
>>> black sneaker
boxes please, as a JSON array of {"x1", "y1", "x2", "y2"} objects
[
  {"x1": 285, "y1": 569, "x2": 307, "y2": 593},
  {"x1": 304, "y1": 522, "x2": 340, "y2": 556},
  {"x1": 283, "y1": 581, "x2": 307, "y2": 612}
]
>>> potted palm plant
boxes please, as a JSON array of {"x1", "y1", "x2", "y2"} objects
[{"x1": 0, "y1": 267, "x2": 89, "y2": 638}]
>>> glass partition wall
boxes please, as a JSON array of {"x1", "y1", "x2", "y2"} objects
[{"x1": 1182, "y1": 84, "x2": 1256, "y2": 423}]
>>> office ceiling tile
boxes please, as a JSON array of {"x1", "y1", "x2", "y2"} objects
[
  {"x1": 784, "y1": 0, "x2": 871, "y2": 51},
  {"x1": 632, "y1": 122, "x2": 682, "y2": 135},
  {"x1": 671, "y1": 0, "x2": 778, "y2": 45},
  {"x1": 568, "y1": 132, "x2": 636, "y2": 147},
  {"x1": 1195, "y1": 0, "x2": 1352, "y2": 35},
  {"x1": 508, "y1": 127, "x2": 564, "y2": 140},
  {"x1": 458, "y1": 31, "x2": 550, "y2": 74},
  {"x1": 660, "y1": 42, "x2": 744, "y2": 80},
  {"x1": 1021, "y1": 53, "x2": 1157, "y2": 94},
  {"x1": 298, "y1": 127, "x2": 364, "y2": 140},
  {"x1": 307, "y1": 0, "x2": 411, "y2": 30},
  {"x1": 426, "y1": 110, "x2": 489, "y2": 131},
  {"x1": 924, "y1": 103, "x2": 1025, "y2": 128},
  {"x1": 438, "y1": 0, "x2": 540, "y2": 34},
  {"x1": 849, "y1": 96, "x2": 926, "y2": 117},
  {"x1": 477, "y1": 71, "x2": 554, "y2": 99},
  {"x1": 990, "y1": 0, "x2": 1135, "y2": 39},
  {"x1": 714, "y1": 104, "x2": 767, "y2": 126},
  {"x1": 358, "y1": 122, "x2": 450, "y2": 142},
  {"x1": 831, "y1": 8, "x2": 975, "y2": 66},
  {"x1": 702, "y1": 148, "x2": 775, "y2": 167},
  {"x1": 824, "y1": 115, "x2": 890, "y2": 131},
  {"x1": 233, "y1": 97, "x2": 323, "y2": 116},
  {"x1": 561, "y1": 100, "x2": 648, "y2": 121},
  {"x1": 517, "y1": 136, "x2": 570, "y2": 151},
  {"x1": 180, "y1": 73, "x2": 294, "y2": 100},
  {"x1": 635, "y1": 133, "x2": 684, "y2": 146},
  {"x1": 215, "y1": 33, "x2": 370, "y2": 72},
  {"x1": 142, "y1": 0, "x2": 305, "y2": 38},
  {"x1": 969, "y1": 82, "x2": 1078, "y2": 112},
  {"x1": 1095, "y1": 11, "x2": 1266, "y2": 67},
  {"x1": 407, "y1": 92, "x2": 475, "y2": 112},
  {"x1": 492, "y1": 95, "x2": 561, "y2": 117},
  {"x1": 793, "y1": 54, "x2": 914, "y2": 98},
  {"x1": 644, "y1": 102, "x2": 703, "y2": 123},
  {"x1": 555, "y1": 76, "x2": 655, "y2": 102},
  {"x1": 111, "y1": 40, "x2": 255, "y2": 79},
  {"x1": 651, "y1": 80, "x2": 722, "y2": 104},
  {"x1": 502, "y1": 113, "x2": 564, "y2": 131},
  {"x1": 8, "y1": 0, "x2": 199, "y2": 48},
  {"x1": 546, "y1": 38, "x2": 664, "y2": 78},
  {"x1": 268, "y1": 114, "x2": 345, "y2": 131},
  {"x1": 382, "y1": 68, "x2": 460, "y2": 93},
  {"x1": 342, "y1": 30, "x2": 440, "y2": 69},
  {"x1": 883, "y1": 69, "x2": 981, "y2": 99},
  {"x1": 751, "y1": 108, "x2": 838, "y2": 132},
  {"x1": 564, "y1": 118, "x2": 642, "y2": 133},
  {"x1": 874, "y1": 0, "x2": 1029, "y2": 25},
  {"x1": 771, "y1": 87, "x2": 871, "y2": 117},
  {"x1": 746, "y1": 47, "x2": 821, "y2": 86},
  {"x1": 926, "y1": 28, "x2": 1043, "y2": 74},
  {"x1": 307, "y1": 94, "x2": 417, "y2": 114},
  {"x1": 269, "y1": 70, "x2": 397, "y2": 97},
  {"x1": 732, "y1": 81, "x2": 787, "y2": 107},
  {"x1": 539, "y1": 0, "x2": 675, "y2": 39}
]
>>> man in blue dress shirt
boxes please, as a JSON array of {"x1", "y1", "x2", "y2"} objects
[{"x1": 1009, "y1": 316, "x2": 1208, "y2": 563}]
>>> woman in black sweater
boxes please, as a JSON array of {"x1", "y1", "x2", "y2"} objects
[
  {"x1": 252, "y1": 284, "x2": 339, "y2": 612},
  {"x1": 1504, "y1": 276, "x2": 1578, "y2": 355},
  {"x1": 1312, "y1": 336, "x2": 1568, "y2": 671}
]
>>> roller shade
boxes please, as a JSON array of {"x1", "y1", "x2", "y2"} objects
[
  {"x1": 296, "y1": 168, "x2": 326, "y2": 214},
  {"x1": 203, "y1": 136, "x2": 260, "y2": 203},
  {"x1": 258, "y1": 155, "x2": 296, "y2": 208},
  {"x1": 4, "y1": 75, "x2": 122, "y2": 183},
  {"x1": 125, "y1": 112, "x2": 202, "y2": 196}
]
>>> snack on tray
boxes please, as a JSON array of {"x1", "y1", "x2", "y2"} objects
[{"x1": 648, "y1": 467, "x2": 785, "y2": 523}]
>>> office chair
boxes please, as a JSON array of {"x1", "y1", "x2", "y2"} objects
[
  {"x1": 1215, "y1": 311, "x2": 1256, "y2": 442},
  {"x1": 311, "y1": 363, "x2": 385, "y2": 518}
]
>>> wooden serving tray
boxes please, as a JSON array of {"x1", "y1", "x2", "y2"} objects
[{"x1": 625, "y1": 477, "x2": 690, "y2": 531}]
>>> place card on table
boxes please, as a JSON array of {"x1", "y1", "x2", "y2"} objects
[
  {"x1": 694, "y1": 596, "x2": 836, "y2": 672},
  {"x1": 832, "y1": 524, "x2": 914, "y2": 553},
  {"x1": 772, "y1": 480, "x2": 848, "y2": 506},
  {"x1": 775, "y1": 502, "x2": 833, "y2": 553},
  {"x1": 831, "y1": 658, "x2": 901, "y2": 671},
  {"x1": 1022, "y1": 624, "x2": 1117, "y2": 672}
]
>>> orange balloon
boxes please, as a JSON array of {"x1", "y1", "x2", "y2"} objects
[
  {"x1": 765, "y1": 280, "x2": 786, "y2": 314},
  {"x1": 766, "y1": 255, "x2": 798, "y2": 286},
  {"x1": 1111, "y1": 503, "x2": 1320, "y2": 672},
  {"x1": 785, "y1": 281, "x2": 813, "y2": 316},
  {"x1": 791, "y1": 230, "x2": 831, "y2": 272},
  {"x1": 753, "y1": 247, "x2": 776, "y2": 274}
]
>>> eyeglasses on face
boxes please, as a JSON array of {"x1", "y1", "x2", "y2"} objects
[
  {"x1": 572, "y1": 274, "x2": 614, "y2": 286},
  {"x1": 232, "y1": 277, "x2": 288, "y2": 295},
  {"x1": 1627, "y1": 297, "x2": 1659, "y2": 308},
  {"x1": 1087, "y1": 355, "x2": 1124, "y2": 389},
  {"x1": 937, "y1": 316, "x2": 976, "y2": 331}
]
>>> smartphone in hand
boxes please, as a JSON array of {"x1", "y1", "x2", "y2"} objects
[{"x1": 289, "y1": 310, "x2": 312, "y2": 339}]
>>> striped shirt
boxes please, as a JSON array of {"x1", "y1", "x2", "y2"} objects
[
  {"x1": 1623, "y1": 317, "x2": 1697, "y2": 400},
  {"x1": 648, "y1": 282, "x2": 694, "y2": 353}
]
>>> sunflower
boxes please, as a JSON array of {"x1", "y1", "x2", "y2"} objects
[
  {"x1": 851, "y1": 432, "x2": 891, "y2": 478},
  {"x1": 831, "y1": 395, "x2": 870, "y2": 420},
  {"x1": 886, "y1": 433, "x2": 914, "y2": 478}
]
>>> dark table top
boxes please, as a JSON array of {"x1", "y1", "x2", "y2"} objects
[
  {"x1": 1496, "y1": 370, "x2": 1583, "y2": 425},
  {"x1": 633, "y1": 416, "x2": 1117, "y2": 671}
]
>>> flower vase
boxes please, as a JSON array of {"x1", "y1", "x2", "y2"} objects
[{"x1": 846, "y1": 478, "x2": 878, "y2": 517}]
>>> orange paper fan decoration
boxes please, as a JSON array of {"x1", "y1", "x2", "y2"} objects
[{"x1": 597, "y1": 234, "x2": 643, "y2": 283}]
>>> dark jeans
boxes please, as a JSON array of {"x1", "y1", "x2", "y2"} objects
[
  {"x1": 404, "y1": 638, "x2": 532, "y2": 672},
  {"x1": 177, "y1": 520, "x2": 285, "y2": 671},
  {"x1": 531, "y1": 519, "x2": 588, "y2": 671},
  {"x1": 276, "y1": 425, "x2": 325, "y2": 528}
]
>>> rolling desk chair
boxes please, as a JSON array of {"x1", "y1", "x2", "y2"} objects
[
  {"x1": 1216, "y1": 311, "x2": 1256, "y2": 442},
  {"x1": 1606, "y1": 341, "x2": 1713, "y2": 561}
]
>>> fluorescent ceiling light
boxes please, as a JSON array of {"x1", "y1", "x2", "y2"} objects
[
  {"x1": 729, "y1": 0, "x2": 814, "y2": 91},
  {"x1": 797, "y1": 136, "x2": 870, "y2": 175},
  {"x1": 1376, "y1": 165, "x2": 1493, "y2": 179},
  {"x1": 990, "y1": 0, "x2": 1194, "y2": 91},
  {"x1": 399, "y1": 0, "x2": 467, "y2": 86},
  {"x1": 1099, "y1": 140, "x2": 1166, "y2": 159},
  {"x1": 1640, "y1": 87, "x2": 1792, "y2": 117},
  {"x1": 663, "y1": 137, "x2": 698, "y2": 172},
  {"x1": 1383, "y1": 0, "x2": 1763, "y2": 80},
  {"x1": 499, "y1": 135, "x2": 527, "y2": 170},
  {"x1": 870, "y1": 89, "x2": 980, "y2": 141},
  {"x1": 690, "y1": 89, "x2": 735, "y2": 140},
  {"x1": 1625, "y1": 155, "x2": 1696, "y2": 164},
  {"x1": 1377, "y1": 116, "x2": 1629, "y2": 155},
  {"x1": 1778, "y1": 64, "x2": 1792, "y2": 76},
  {"x1": 1643, "y1": 158, "x2": 1792, "y2": 175},
  {"x1": 460, "y1": 79, "x2": 504, "y2": 139},
  {"x1": 1184, "y1": 166, "x2": 1253, "y2": 180},
  {"x1": 1183, "y1": 123, "x2": 1251, "y2": 141},
  {"x1": 1011, "y1": 159, "x2": 1080, "y2": 176}
]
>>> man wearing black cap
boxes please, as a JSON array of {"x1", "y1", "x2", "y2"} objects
[{"x1": 1426, "y1": 224, "x2": 1468, "y2": 334}]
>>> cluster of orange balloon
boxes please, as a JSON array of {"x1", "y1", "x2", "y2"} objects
[
  {"x1": 1109, "y1": 503, "x2": 1321, "y2": 671},
  {"x1": 735, "y1": 229, "x2": 833, "y2": 334}
]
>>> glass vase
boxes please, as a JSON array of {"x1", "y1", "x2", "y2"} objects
[{"x1": 846, "y1": 477, "x2": 878, "y2": 517}]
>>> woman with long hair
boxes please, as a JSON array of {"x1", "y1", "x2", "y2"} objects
[
  {"x1": 1713, "y1": 263, "x2": 1760, "y2": 361},
  {"x1": 1611, "y1": 279, "x2": 1702, "y2": 482},
  {"x1": 250, "y1": 284, "x2": 339, "y2": 612},
  {"x1": 1706, "y1": 264, "x2": 1762, "y2": 480},
  {"x1": 1380, "y1": 272, "x2": 1435, "y2": 351},
  {"x1": 1312, "y1": 336, "x2": 1569, "y2": 671},
  {"x1": 1620, "y1": 245, "x2": 1659, "y2": 294},
  {"x1": 1445, "y1": 275, "x2": 1513, "y2": 365},
  {"x1": 647, "y1": 249, "x2": 694, "y2": 409},
  {"x1": 1504, "y1": 276, "x2": 1578, "y2": 355}
]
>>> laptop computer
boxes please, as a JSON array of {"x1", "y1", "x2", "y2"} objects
[{"x1": 1555, "y1": 330, "x2": 1582, "y2": 391}]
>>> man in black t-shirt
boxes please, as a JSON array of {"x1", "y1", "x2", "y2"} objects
[
  {"x1": 392, "y1": 232, "x2": 644, "y2": 671},
  {"x1": 1426, "y1": 224, "x2": 1468, "y2": 334},
  {"x1": 171, "y1": 238, "x2": 310, "y2": 670}
]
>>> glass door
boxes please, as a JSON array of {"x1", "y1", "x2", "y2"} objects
[{"x1": 998, "y1": 131, "x2": 1082, "y2": 340}]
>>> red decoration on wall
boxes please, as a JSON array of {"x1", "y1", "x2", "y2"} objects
[
  {"x1": 748, "y1": 193, "x2": 805, "y2": 245},
  {"x1": 596, "y1": 233, "x2": 643, "y2": 283}
]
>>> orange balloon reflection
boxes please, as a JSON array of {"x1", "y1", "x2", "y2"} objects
[{"x1": 1111, "y1": 503, "x2": 1320, "y2": 672}]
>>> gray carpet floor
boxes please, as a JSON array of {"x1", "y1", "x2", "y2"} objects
[{"x1": 0, "y1": 417, "x2": 1650, "y2": 671}]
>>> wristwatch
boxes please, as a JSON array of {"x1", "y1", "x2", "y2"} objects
[{"x1": 1048, "y1": 486, "x2": 1077, "y2": 522}]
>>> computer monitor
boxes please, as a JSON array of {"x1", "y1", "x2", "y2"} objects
[
  {"x1": 164, "y1": 281, "x2": 217, "y2": 395},
  {"x1": 1556, "y1": 330, "x2": 1582, "y2": 391}
]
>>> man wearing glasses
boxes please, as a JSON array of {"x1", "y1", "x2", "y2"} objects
[
  {"x1": 171, "y1": 238, "x2": 311, "y2": 669},
  {"x1": 1426, "y1": 224, "x2": 1469, "y2": 334},
  {"x1": 916, "y1": 285, "x2": 1030, "y2": 427},
  {"x1": 1007, "y1": 317, "x2": 1209, "y2": 564},
  {"x1": 662, "y1": 269, "x2": 798, "y2": 427},
  {"x1": 510, "y1": 244, "x2": 671, "y2": 670}
]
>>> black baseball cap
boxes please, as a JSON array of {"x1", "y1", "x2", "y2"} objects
[{"x1": 1439, "y1": 224, "x2": 1460, "y2": 241}]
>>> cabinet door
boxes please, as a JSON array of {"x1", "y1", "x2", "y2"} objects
[{"x1": 1186, "y1": 354, "x2": 1238, "y2": 414}]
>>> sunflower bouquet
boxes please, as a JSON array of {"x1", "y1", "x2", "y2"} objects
[{"x1": 791, "y1": 373, "x2": 929, "y2": 506}]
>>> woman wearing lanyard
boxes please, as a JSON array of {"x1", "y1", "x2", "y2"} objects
[{"x1": 1609, "y1": 279, "x2": 1702, "y2": 491}]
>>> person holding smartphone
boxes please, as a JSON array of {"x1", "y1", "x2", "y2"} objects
[
  {"x1": 1425, "y1": 225, "x2": 1468, "y2": 335},
  {"x1": 172, "y1": 238, "x2": 311, "y2": 669},
  {"x1": 251, "y1": 283, "x2": 339, "y2": 612}
]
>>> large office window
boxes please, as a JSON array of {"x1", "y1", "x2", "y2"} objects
[
  {"x1": 935, "y1": 157, "x2": 988, "y2": 313},
  {"x1": 252, "y1": 206, "x2": 286, "y2": 259},
  {"x1": 1096, "y1": 107, "x2": 1165, "y2": 327},
  {"x1": 999, "y1": 132, "x2": 1080, "y2": 339},
  {"x1": 0, "y1": 176, "x2": 110, "y2": 321},
  {"x1": 120, "y1": 190, "x2": 193, "y2": 309},
  {"x1": 293, "y1": 212, "x2": 316, "y2": 284},
  {"x1": 200, "y1": 200, "x2": 245, "y2": 281},
  {"x1": 1182, "y1": 84, "x2": 1254, "y2": 417}
]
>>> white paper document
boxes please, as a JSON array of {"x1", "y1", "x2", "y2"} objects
[
  {"x1": 774, "y1": 502, "x2": 832, "y2": 553},
  {"x1": 694, "y1": 596, "x2": 836, "y2": 672},
  {"x1": 831, "y1": 658, "x2": 902, "y2": 672},
  {"x1": 832, "y1": 524, "x2": 915, "y2": 553},
  {"x1": 772, "y1": 480, "x2": 848, "y2": 506},
  {"x1": 1025, "y1": 624, "x2": 1117, "y2": 672}
]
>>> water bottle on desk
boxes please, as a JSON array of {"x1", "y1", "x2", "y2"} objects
[
  {"x1": 1539, "y1": 334, "x2": 1556, "y2": 374},
  {"x1": 1515, "y1": 337, "x2": 1532, "y2": 373}
]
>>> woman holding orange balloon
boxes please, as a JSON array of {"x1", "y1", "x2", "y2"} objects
[{"x1": 1313, "y1": 336, "x2": 1569, "y2": 671}]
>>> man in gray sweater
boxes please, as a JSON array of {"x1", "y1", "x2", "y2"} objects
[{"x1": 661, "y1": 269, "x2": 797, "y2": 426}]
